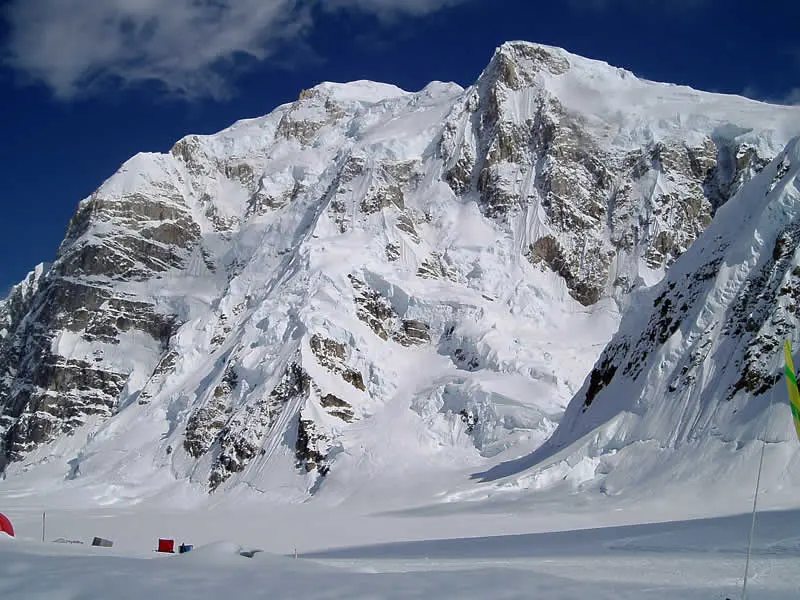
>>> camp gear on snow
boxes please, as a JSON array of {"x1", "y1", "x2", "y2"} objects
[{"x1": 0, "y1": 512, "x2": 14, "y2": 537}]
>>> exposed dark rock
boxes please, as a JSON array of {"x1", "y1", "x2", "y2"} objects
[
  {"x1": 207, "y1": 362, "x2": 311, "y2": 490},
  {"x1": 459, "y1": 409, "x2": 478, "y2": 433},
  {"x1": 184, "y1": 398, "x2": 230, "y2": 459},
  {"x1": 0, "y1": 271, "x2": 177, "y2": 468},
  {"x1": 361, "y1": 184, "x2": 403, "y2": 214},
  {"x1": 440, "y1": 49, "x2": 771, "y2": 309},
  {"x1": 309, "y1": 334, "x2": 365, "y2": 391},
  {"x1": 583, "y1": 357, "x2": 619, "y2": 410},
  {"x1": 276, "y1": 92, "x2": 346, "y2": 145},
  {"x1": 399, "y1": 320, "x2": 431, "y2": 346},
  {"x1": 528, "y1": 236, "x2": 609, "y2": 306},
  {"x1": 359, "y1": 161, "x2": 418, "y2": 215},
  {"x1": 320, "y1": 394, "x2": 355, "y2": 423},
  {"x1": 350, "y1": 276, "x2": 430, "y2": 347},
  {"x1": 0, "y1": 183, "x2": 190, "y2": 467},
  {"x1": 385, "y1": 243, "x2": 400, "y2": 262},
  {"x1": 248, "y1": 179, "x2": 306, "y2": 215},
  {"x1": 295, "y1": 418, "x2": 331, "y2": 475},
  {"x1": 417, "y1": 253, "x2": 458, "y2": 281},
  {"x1": 396, "y1": 213, "x2": 420, "y2": 242},
  {"x1": 453, "y1": 348, "x2": 481, "y2": 371},
  {"x1": 350, "y1": 276, "x2": 396, "y2": 340},
  {"x1": 270, "y1": 363, "x2": 312, "y2": 405},
  {"x1": 724, "y1": 225, "x2": 800, "y2": 400},
  {"x1": 310, "y1": 335, "x2": 347, "y2": 363}
]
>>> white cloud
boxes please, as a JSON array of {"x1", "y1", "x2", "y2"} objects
[
  {"x1": 741, "y1": 85, "x2": 763, "y2": 101},
  {"x1": 742, "y1": 85, "x2": 800, "y2": 106},
  {"x1": 324, "y1": 0, "x2": 468, "y2": 17},
  {"x1": 2, "y1": 0, "x2": 468, "y2": 100},
  {"x1": 784, "y1": 88, "x2": 800, "y2": 106},
  {"x1": 567, "y1": 0, "x2": 705, "y2": 10}
]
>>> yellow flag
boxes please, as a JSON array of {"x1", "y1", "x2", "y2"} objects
[{"x1": 783, "y1": 340, "x2": 800, "y2": 441}]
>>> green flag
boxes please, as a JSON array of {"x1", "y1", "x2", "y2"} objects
[{"x1": 783, "y1": 340, "x2": 800, "y2": 441}]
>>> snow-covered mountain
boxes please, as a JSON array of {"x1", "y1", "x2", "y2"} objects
[
  {"x1": 474, "y1": 135, "x2": 800, "y2": 509},
  {"x1": 1, "y1": 41, "x2": 798, "y2": 504}
]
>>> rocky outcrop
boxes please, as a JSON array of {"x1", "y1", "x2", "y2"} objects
[
  {"x1": 350, "y1": 275, "x2": 430, "y2": 346},
  {"x1": 417, "y1": 252, "x2": 459, "y2": 282},
  {"x1": 0, "y1": 274, "x2": 176, "y2": 469},
  {"x1": 548, "y1": 140, "x2": 800, "y2": 471},
  {"x1": 359, "y1": 161, "x2": 419, "y2": 214},
  {"x1": 295, "y1": 417, "x2": 332, "y2": 475},
  {"x1": 277, "y1": 88, "x2": 347, "y2": 146},
  {"x1": 309, "y1": 335, "x2": 365, "y2": 391},
  {"x1": 319, "y1": 394, "x2": 355, "y2": 423},
  {"x1": 723, "y1": 225, "x2": 800, "y2": 399},
  {"x1": 441, "y1": 42, "x2": 774, "y2": 306},
  {"x1": 0, "y1": 148, "x2": 202, "y2": 469},
  {"x1": 205, "y1": 361, "x2": 312, "y2": 490},
  {"x1": 59, "y1": 186, "x2": 200, "y2": 280}
]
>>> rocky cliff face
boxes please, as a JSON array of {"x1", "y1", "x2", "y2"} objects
[
  {"x1": 0, "y1": 42, "x2": 797, "y2": 501},
  {"x1": 440, "y1": 43, "x2": 777, "y2": 306},
  {"x1": 509, "y1": 137, "x2": 800, "y2": 501}
]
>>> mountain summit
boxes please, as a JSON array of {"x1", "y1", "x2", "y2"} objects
[{"x1": 1, "y1": 42, "x2": 798, "y2": 504}]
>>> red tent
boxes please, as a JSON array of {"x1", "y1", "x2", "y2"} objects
[
  {"x1": 157, "y1": 538, "x2": 174, "y2": 553},
  {"x1": 0, "y1": 512, "x2": 14, "y2": 537}
]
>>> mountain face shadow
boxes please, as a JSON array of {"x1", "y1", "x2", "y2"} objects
[
  {"x1": 469, "y1": 440, "x2": 563, "y2": 483},
  {"x1": 302, "y1": 509, "x2": 800, "y2": 561}
]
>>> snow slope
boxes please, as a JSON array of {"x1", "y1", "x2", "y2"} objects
[
  {"x1": 459, "y1": 137, "x2": 800, "y2": 515},
  {"x1": 0, "y1": 41, "x2": 798, "y2": 514},
  {"x1": 2, "y1": 508, "x2": 800, "y2": 600}
]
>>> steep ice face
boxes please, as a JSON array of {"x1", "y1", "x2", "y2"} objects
[
  {"x1": 0, "y1": 42, "x2": 798, "y2": 504},
  {"x1": 497, "y1": 137, "x2": 800, "y2": 504}
]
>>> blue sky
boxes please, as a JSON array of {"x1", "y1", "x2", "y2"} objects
[{"x1": 0, "y1": 0, "x2": 798, "y2": 293}]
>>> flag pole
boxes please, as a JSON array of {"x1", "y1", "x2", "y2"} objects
[{"x1": 741, "y1": 382, "x2": 775, "y2": 600}]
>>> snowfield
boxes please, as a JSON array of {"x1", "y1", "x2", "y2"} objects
[{"x1": 2, "y1": 506, "x2": 800, "y2": 599}]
